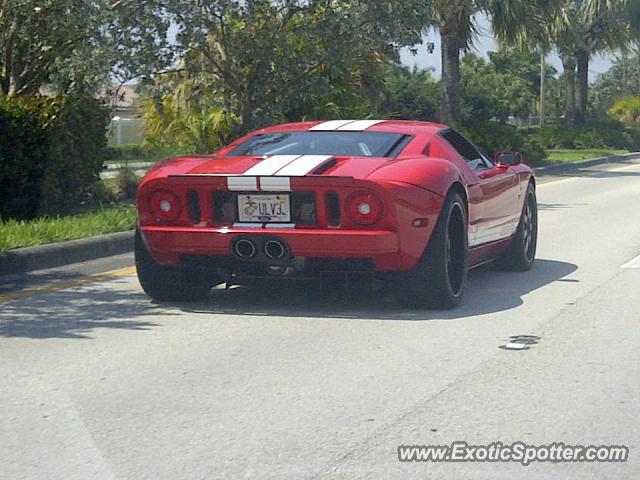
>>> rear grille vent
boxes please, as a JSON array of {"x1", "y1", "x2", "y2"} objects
[
  {"x1": 187, "y1": 191, "x2": 201, "y2": 223},
  {"x1": 213, "y1": 191, "x2": 235, "y2": 223},
  {"x1": 291, "y1": 192, "x2": 316, "y2": 224},
  {"x1": 326, "y1": 192, "x2": 341, "y2": 226}
]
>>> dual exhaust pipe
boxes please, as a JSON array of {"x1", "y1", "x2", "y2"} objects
[{"x1": 232, "y1": 237, "x2": 289, "y2": 261}]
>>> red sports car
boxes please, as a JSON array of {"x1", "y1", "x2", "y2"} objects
[{"x1": 135, "y1": 120, "x2": 537, "y2": 308}]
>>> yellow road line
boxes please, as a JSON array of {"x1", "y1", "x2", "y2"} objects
[{"x1": 0, "y1": 266, "x2": 136, "y2": 304}]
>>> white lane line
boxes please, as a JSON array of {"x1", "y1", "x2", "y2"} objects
[{"x1": 622, "y1": 254, "x2": 640, "y2": 269}]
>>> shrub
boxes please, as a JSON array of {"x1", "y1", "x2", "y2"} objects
[
  {"x1": 115, "y1": 168, "x2": 140, "y2": 201},
  {"x1": 609, "y1": 96, "x2": 640, "y2": 127},
  {"x1": 533, "y1": 118, "x2": 638, "y2": 151},
  {"x1": 460, "y1": 121, "x2": 547, "y2": 166},
  {"x1": 0, "y1": 98, "x2": 51, "y2": 219},
  {"x1": 522, "y1": 137, "x2": 548, "y2": 165},
  {"x1": 103, "y1": 144, "x2": 147, "y2": 161},
  {"x1": 39, "y1": 97, "x2": 110, "y2": 214},
  {"x1": 0, "y1": 96, "x2": 109, "y2": 220},
  {"x1": 87, "y1": 181, "x2": 117, "y2": 206}
]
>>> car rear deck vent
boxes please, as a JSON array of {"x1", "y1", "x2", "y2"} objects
[
  {"x1": 187, "y1": 190, "x2": 201, "y2": 223},
  {"x1": 326, "y1": 192, "x2": 341, "y2": 226}
]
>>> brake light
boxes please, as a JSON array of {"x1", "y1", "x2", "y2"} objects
[
  {"x1": 149, "y1": 190, "x2": 181, "y2": 221},
  {"x1": 345, "y1": 191, "x2": 383, "y2": 225}
]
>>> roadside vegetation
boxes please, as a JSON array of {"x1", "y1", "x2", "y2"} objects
[
  {"x1": 545, "y1": 149, "x2": 629, "y2": 163},
  {"x1": 0, "y1": 206, "x2": 136, "y2": 252},
  {"x1": 103, "y1": 144, "x2": 184, "y2": 166}
]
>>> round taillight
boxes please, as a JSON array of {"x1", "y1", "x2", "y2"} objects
[
  {"x1": 149, "y1": 191, "x2": 181, "y2": 221},
  {"x1": 346, "y1": 191, "x2": 383, "y2": 225}
]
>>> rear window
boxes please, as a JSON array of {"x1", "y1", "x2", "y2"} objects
[{"x1": 227, "y1": 131, "x2": 409, "y2": 158}]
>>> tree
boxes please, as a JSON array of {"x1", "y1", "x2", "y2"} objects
[
  {"x1": 431, "y1": 0, "x2": 552, "y2": 124},
  {"x1": 0, "y1": 0, "x2": 171, "y2": 97},
  {"x1": 430, "y1": 0, "x2": 479, "y2": 124},
  {"x1": 609, "y1": 96, "x2": 640, "y2": 126},
  {"x1": 157, "y1": 0, "x2": 430, "y2": 134},
  {"x1": 490, "y1": 0, "x2": 630, "y2": 127},
  {"x1": 457, "y1": 51, "x2": 555, "y2": 123},
  {"x1": 591, "y1": 54, "x2": 640, "y2": 114},
  {"x1": 382, "y1": 65, "x2": 440, "y2": 121},
  {"x1": 564, "y1": 0, "x2": 629, "y2": 125}
]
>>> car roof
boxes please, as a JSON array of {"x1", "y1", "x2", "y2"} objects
[{"x1": 255, "y1": 120, "x2": 446, "y2": 137}]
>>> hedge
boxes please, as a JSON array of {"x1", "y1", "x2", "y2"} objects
[
  {"x1": 0, "y1": 96, "x2": 109, "y2": 220},
  {"x1": 531, "y1": 118, "x2": 640, "y2": 151},
  {"x1": 459, "y1": 121, "x2": 548, "y2": 166}
]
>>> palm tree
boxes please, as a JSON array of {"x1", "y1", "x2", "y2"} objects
[
  {"x1": 433, "y1": 0, "x2": 479, "y2": 124},
  {"x1": 432, "y1": 0, "x2": 550, "y2": 124},
  {"x1": 559, "y1": 0, "x2": 629, "y2": 125},
  {"x1": 490, "y1": 0, "x2": 630, "y2": 127}
]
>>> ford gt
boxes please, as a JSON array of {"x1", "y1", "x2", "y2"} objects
[{"x1": 135, "y1": 119, "x2": 537, "y2": 308}]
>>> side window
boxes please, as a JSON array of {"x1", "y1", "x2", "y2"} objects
[{"x1": 441, "y1": 130, "x2": 490, "y2": 169}]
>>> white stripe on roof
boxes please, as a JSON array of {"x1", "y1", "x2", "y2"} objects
[
  {"x1": 242, "y1": 155, "x2": 300, "y2": 176},
  {"x1": 337, "y1": 119, "x2": 384, "y2": 131},
  {"x1": 309, "y1": 120, "x2": 357, "y2": 131},
  {"x1": 274, "y1": 155, "x2": 334, "y2": 176}
]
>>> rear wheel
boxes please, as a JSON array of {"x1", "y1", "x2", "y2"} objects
[
  {"x1": 398, "y1": 191, "x2": 468, "y2": 309},
  {"x1": 135, "y1": 229, "x2": 215, "y2": 302},
  {"x1": 495, "y1": 183, "x2": 537, "y2": 271}
]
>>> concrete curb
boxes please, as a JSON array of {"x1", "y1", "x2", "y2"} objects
[
  {"x1": 534, "y1": 152, "x2": 640, "y2": 173},
  {"x1": 0, "y1": 230, "x2": 134, "y2": 276}
]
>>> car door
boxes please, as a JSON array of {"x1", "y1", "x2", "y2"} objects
[{"x1": 440, "y1": 130, "x2": 520, "y2": 247}]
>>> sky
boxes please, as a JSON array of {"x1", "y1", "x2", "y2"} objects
[{"x1": 400, "y1": 14, "x2": 616, "y2": 82}]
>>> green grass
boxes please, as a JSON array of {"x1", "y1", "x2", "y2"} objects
[
  {"x1": 0, "y1": 205, "x2": 137, "y2": 252},
  {"x1": 544, "y1": 149, "x2": 628, "y2": 163}
]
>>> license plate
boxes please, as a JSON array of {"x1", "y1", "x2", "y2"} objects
[{"x1": 237, "y1": 194, "x2": 291, "y2": 223}]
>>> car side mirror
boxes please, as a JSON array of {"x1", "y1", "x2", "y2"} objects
[{"x1": 494, "y1": 151, "x2": 523, "y2": 167}]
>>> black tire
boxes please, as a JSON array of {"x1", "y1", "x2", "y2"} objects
[
  {"x1": 398, "y1": 191, "x2": 468, "y2": 309},
  {"x1": 495, "y1": 182, "x2": 538, "y2": 271},
  {"x1": 135, "y1": 229, "x2": 215, "y2": 302}
]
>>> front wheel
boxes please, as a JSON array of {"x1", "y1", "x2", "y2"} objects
[
  {"x1": 135, "y1": 229, "x2": 216, "y2": 302},
  {"x1": 495, "y1": 182, "x2": 538, "y2": 271},
  {"x1": 398, "y1": 191, "x2": 468, "y2": 309}
]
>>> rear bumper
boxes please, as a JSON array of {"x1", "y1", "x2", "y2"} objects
[{"x1": 141, "y1": 225, "x2": 399, "y2": 263}]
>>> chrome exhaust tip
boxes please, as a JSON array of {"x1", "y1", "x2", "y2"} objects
[
  {"x1": 233, "y1": 239, "x2": 257, "y2": 259},
  {"x1": 264, "y1": 239, "x2": 287, "y2": 260}
]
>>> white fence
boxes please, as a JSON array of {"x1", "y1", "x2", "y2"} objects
[{"x1": 108, "y1": 117, "x2": 144, "y2": 145}]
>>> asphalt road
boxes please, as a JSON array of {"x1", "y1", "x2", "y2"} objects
[{"x1": 2, "y1": 161, "x2": 640, "y2": 479}]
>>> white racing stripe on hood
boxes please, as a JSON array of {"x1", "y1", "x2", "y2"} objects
[
  {"x1": 309, "y1": 120, "x2": 356, "y2": 131},
  {"x1": 242, "y1": 155, "x2": 301, "y2": 176},
  {"x1": 337, "y1": 119, "x2": 384, "y2": 131},
  {"x1": 274, "y1": 155, "x2": 334, "y2": 176}
]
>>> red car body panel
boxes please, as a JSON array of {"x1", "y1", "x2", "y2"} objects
[{"x1": 137, "y1": 120, "x2": 534, "y2": 274}]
